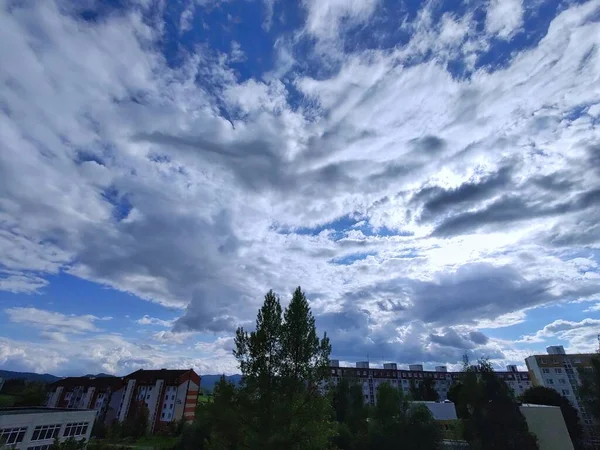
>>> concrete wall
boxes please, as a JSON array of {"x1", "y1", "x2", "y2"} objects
[
  {"x1": 0, "y1": 409, "x2": 96, "y2": 450},
  {"x1": 520, "y1": 404, "x2": 574, "y2": 450}
]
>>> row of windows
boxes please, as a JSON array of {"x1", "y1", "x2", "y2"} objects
[
  {"x1": 64, "y1": 423, "x2": 89, "y2": 437},
  {"x1": 542, "y1": 368, "x2": 564, "y2": 374},
  {"x1": 32, "y1": 425, "x2": 61, "y2": 441},
  {"x1": 27, "y1": 445, "x2": 50, "y2": 450},
  {"x1": 545, "y1": 378, "x2": 569, "y2": 385},
  {"x1": 0, "y1": 427, "x2": 27, "y2": 444}
]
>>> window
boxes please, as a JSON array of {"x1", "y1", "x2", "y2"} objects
[
  {"x1": 540, "y1": 358, "x2": 547, "y2": 364},
  {"x1": 63, "y1": 423, "x2": 89, "y2": 438},
  {"x1": 0, "y1": 427, "x2": 27, "y2": 444},
  {"x1": 163, "y1": 404, "x2": 167, "y2": 409},
  {"x1": 542, "y1": 368, "x2": 550, "y2": 374},
  {"x1": 27, "y1": 445, "x2": 51, "y2": 450},
  {"x1": 161, "y1": 413, "x2": 165, "y2": 419},
  {"x1": 559, "y1": 379, "x2": 566, "y2": 384},
  {"x1": 169, "y1": 404, "x2": 173, "y2": 410},
  {"x1": 146, "y1": 395, "x2": 150, "y2": 400},
  {"x1": 546, "y1": 379, "x2": 554, "y2": 385},
  {"x1": 554, "y1": 368, "x2": 562, "y2": 373},
  {"x1": 32, "y1": 425, "x2": 61, "y2": 441},
  {"x1": 172, "y1": 395, "x2": 175, "y2": 400},
  {"x1": 562, "y1": 390, "x2": 570, "y2": 396}
]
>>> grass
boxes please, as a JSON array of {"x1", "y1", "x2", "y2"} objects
[
  {"x1": 132, "y1": 436, "x2": 178, "y2": 449},
  {"x1": 90, "y1": 436, "x2": 178, "y2": 450},
  {"x1": 197, "y1": 394, "x2": 212, "y2": 404}
]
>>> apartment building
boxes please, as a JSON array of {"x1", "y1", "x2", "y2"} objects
[
  {"x1": 46, "y1": 369, "x2": 200, "y2": 434},
  {"x1": 0, "y1": 407, "x2": 95, "y2": 450},
  {"x1": 525, "y1": 345, "x2": 599, "y2": 447},
  {"x1": 328, "y1": 360, "x2": 532, "y2": 405},
  {"x1": 46, "y1": 376, "x2": 124, "y2": 419}
]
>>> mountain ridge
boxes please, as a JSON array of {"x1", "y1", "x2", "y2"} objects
[{"x1": 0, "y1": 370, "x2": 241, "y2": 390}]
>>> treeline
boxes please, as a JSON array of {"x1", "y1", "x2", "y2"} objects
[
  {"x1": 0, "y1": 379, "x2": 47, "y2": 407},
  {"x1": 170, "y1": 287, "x2": 600, "y2": 450}
]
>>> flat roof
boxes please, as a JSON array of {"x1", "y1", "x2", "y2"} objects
[{"x1": 0, "y1": 407, "x2": 95, "y2": 416}]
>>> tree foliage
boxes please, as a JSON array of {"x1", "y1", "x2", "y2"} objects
[
  {"x1": 49, "y1": 438, "x2": 87, "y2": 450},
  {"x1": 578, "y1": 355, "x2": 600, "y2": 422},
  {"x1": 454, "y1": 358, "x2": 538, "y2": 450},
  {"x1": 330, "y1": 378, "x2": 369, "y2": 450},
  {"x1": 409, "y1": 378, "x2": 440, "y2": 401},
  {"x1": 368, "y1": 382, "x2": 441, "y2": 450},
  {"x1": 520, "y1": 386, "x2": 583, "y2": 448},
  {"x1": 183, "y1": 287, "x2": 334, "y2": 450}
]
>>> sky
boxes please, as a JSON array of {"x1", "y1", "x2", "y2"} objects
[{"x1": 0, "y1": 0, "x2": 600, "y2": 377}]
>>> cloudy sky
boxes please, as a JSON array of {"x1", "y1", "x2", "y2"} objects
[{"x1": 1, "y1": 0, "x2": 599, "y2": 376}]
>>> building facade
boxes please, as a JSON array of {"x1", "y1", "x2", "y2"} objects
[
  {"x1": 0, "y1": 407, "x2": 96, "y2": 450},
  {"x1": 525, "y1": 345, "x2": 599, "y2": 447},
  {"x1": 46, "y1": 369, "x2": 200, "y2": 434},
  {"x1": 328, "y1": 360, "x2": 532, "y2": 405}
]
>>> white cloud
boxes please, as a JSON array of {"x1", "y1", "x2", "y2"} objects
[
  {"x1": 0, "y1": 272, "x2": 49, "y2": 293},
  {"x1": 485, "y1": 0, "x2": 524, "y2": 40},
  {"x1": 5, "y1": 307, "x2": 103, "y2": 334},
  {"x1": 136, "y1": 315, "x2": 174, "y2": 327},
  {"x1": 0, "y1": 334, "x2": 238, "y2": 376},
  {"x1": 152, "y1": 330, "x2": 197, "y2": 344},
  {"x1": 302, "y1": 0, "x2": 380, "y2": 40},
  {"x1": 519, "y1": 318, "x2": 600, "y2": 353},
  {"x1": 0, "y1": 0, "x2": 599, "y2": 372},
  {"x1": 179, "y1": 1, "x2": 196, "y2": 34}
]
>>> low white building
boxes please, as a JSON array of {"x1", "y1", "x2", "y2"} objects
[
  {"x1": 412, "y1": 401, "x2": 458, "y2": 420},
  {"x1": 0, "y1": 407, "x2": 96, "y2": 450},
  {"x1": 520, "y1": 404, "x2": 574, "y2": 450}
]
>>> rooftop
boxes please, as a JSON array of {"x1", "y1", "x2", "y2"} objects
[{"x1": 0, "y1": 407, "x2": 95, "y2": 416}]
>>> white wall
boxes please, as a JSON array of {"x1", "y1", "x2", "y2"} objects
[{"x1": 0, "y1": 409, "x2": 96, "y2": 450}]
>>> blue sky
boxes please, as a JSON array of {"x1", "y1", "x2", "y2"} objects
[{"x1": 1, "y1": 0, "x2": 600, "y2": 376}]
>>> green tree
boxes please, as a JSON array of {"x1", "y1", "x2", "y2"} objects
[
  {"x1": 49, "y1": 437, "x2": 87, "y2": 450},
  {"x1": 121, "y1": 400, "x2": 149, "y2": 439},
  {"x1": 330, "y1": 379, "x2": 369, "y2": 450},
  {"x1": 579, "y1": 355, "x2": 600, "y2": 421},
  {"x1": 231, "y1": 287, "x2": 335, "y2": 450},
  {"x1": 457, "y1": 358, "x2": 538, "y2": 450},
  {"x1": 409, "y1": 378, "x2": 439, "y2": 401},
  {"x1": 368, "y1": 382, "x2": 441, "y2": 450},
  {"x1": 521, "y1": 386, "x2": 583, "y2": 448}
]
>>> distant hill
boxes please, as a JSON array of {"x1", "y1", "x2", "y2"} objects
[
  {"x1": 200, "y1": 374, "x2": 242, "y2": 391},
  {"x1": 0, "y1": 370, "x2": 60, "y2": 383},
  {"x1": 83, "y1": 373, "x2": 116, "y2": 378},
  {"x1": 0, "y1": 370, "x2": 241, "y2": 390}
]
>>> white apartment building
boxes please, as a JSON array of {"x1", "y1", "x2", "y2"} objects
[
  {"x1": 525, "y1": 345, "x2": 599, "y2": 447},
  {"x1": 328, "y1": 360, "x2": 532, "y2": 405},
  {"x1": 46, "y1": 369, "x2": 200, "y2": 434},
  {"x1": 0, "y1": 407, "x2": 95, "y2": 450}
]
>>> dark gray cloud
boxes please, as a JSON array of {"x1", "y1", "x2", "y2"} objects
[
  {"x1": 428, "y1": 328, "x2": 490, "y2": 349},
  {"x1": 468, "y1": 331, "x2": 489, "y2": 345},
  {"x1": 407, "y1": 263, "x2": 553, "y2": 325},
  {"x1": 410, "y1": 135, "x2": 446, "y2": 154},
  {"x1": 432, "y1": 186, "x2": 600, "y2": 237},
  {"x1": 412, "y1": 164, "x2": 513, "y2": 221}
]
